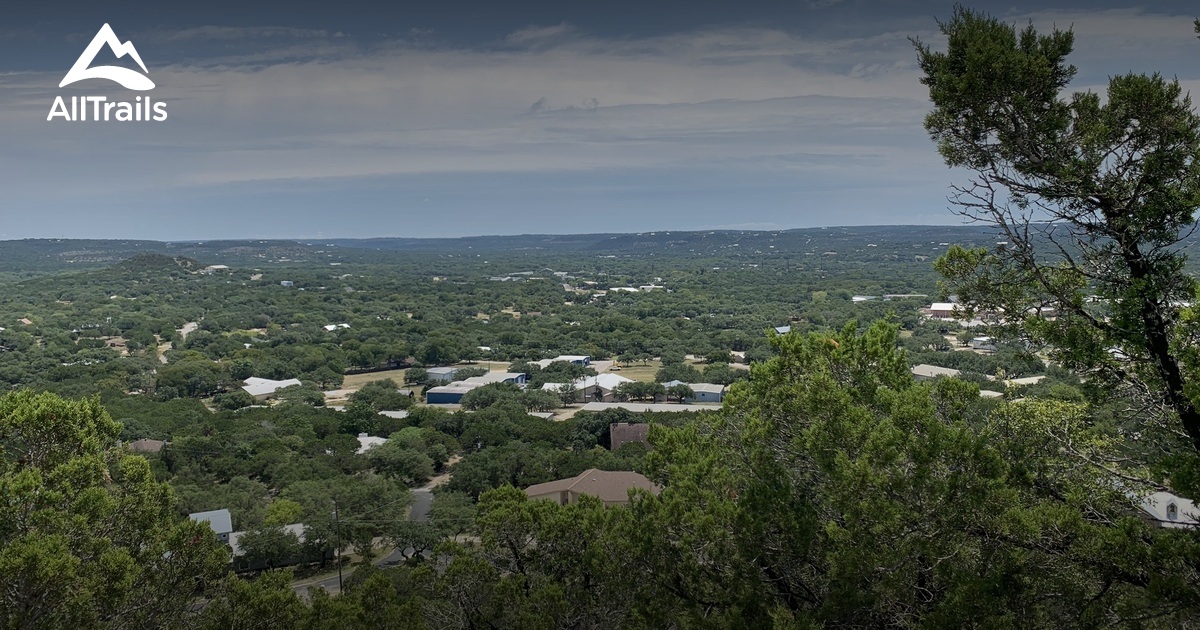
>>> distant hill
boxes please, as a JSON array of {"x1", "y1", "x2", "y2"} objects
[
  {"x1": 5, "y1": 225, "x2": 1200, "y2": 279},
  {"x1": 114, "y1": 253, "x2": 203, "y2": 274},
  {"x1": 302, "y1": 225, "x2": 1006, "y2": 253}
]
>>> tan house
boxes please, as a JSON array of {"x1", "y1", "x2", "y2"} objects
[
  {"x1": 127, "y1": 438, "x2": 166, "y2": 454},
  {"x1": 610, "y1": 423, "x2": 650, "y2": 451},
  {"x1": 525, "y1": 469, "x2": 660, "y2": 507}
]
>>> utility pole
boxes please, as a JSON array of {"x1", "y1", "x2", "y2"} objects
[{"x1": 333, "y1": 499, "x2": 343, "y2": 592}]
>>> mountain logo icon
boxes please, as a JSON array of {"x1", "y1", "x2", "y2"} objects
[{"x1": 60, "y1": 23, "x2": 155, "y2": 91}]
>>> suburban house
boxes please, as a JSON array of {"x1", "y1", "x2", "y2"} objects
[
  {"x1": 323, "y1": 323, "x2": 351, "y2": 331},
  {"x1": 229, "y1": 523, "x2": 307, "y2": 557},
  {"x1": 126, "y1": 438, "x2": 166, "y2": 454},
  {"x1": 531, "y1": 354, "x2": 592, "y2": 369},
  {"x1": 911, "y1": 364, "x2": 962, "y2": 381},
  {"x1": 1137, "y1": 491, "x2": 1198, "y2": 529},
  {"x1": 610, "y1": 423, "x2": 650, "y2": 451},
  {"x1": 662, "y1": 380, "x2": 726, "y2": 403},
  {"x1": 525, "y1": 469, "x2": 660, "y2": 507},
  {"x1": 356, "y1": 433, "x2": 388, "y2": 455},
  {"x1": 924, "y1": 302, "x2": 960, "y2": 319},
  {"x1": 426, "y1": 367, "x2": 459, "y2": 383},
  {"x1": 242, "y1": 377, "x2": 304, "y2": 400},
  {"x1": 687, "y1": 383, "x2": 726, "y2": 403},
  {"x1": 969, "y1": 336, "x2": 998, "y2": 352},
  {"x1": 541, "y1": 373, "x2": 633, "y2": 403},
  {"x1": 189, "y1": 509, "x2": 234, "y2": 544},
  {"x1": 228, "y1": 523, "x2": 326, "y2": 572}
]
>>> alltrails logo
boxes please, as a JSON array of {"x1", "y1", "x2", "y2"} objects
[{"x1": 48, "y1": 24, "x2": 167, "y2": 122}]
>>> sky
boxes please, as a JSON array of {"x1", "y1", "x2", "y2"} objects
[{"x1": 0, "y1": 0, "x2": 1198, "y2": 240}]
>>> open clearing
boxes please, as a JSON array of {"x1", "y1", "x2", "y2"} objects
[{"x1": 342, "y1": 369, "x2": 409, "y2": 390}]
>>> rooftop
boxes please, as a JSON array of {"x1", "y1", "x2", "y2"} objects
[
  {"x1": 610, "y1": 422, "x2": 651, "y2": 451},
  {"x1": 911, "y1": 364, "x2": 961, "y2": 379},
  {"x1": 189, "y1": 509, "x2": 233, "y2": 535},
  {"x1": 1139, "y1": 491, "x2": 1198, "y2": 529},
  {"x1": 525, "y1": 468, "x2": 660, "y2": 504},
  {"x1": 356, "y1": 433, "x2": 388, "y2": 455},
  {"x1": 460, "y1": 372, "x2": 525, "y2": 385},
  {"x1": 126, "y1": 438, "x2": 166, "y2": 453},
  {"x1": 242, "y1": 377, "x2": 303, "y2": 397},
  {"x1": 581, "y1": 402, "x2": 720, "y2": 413}
]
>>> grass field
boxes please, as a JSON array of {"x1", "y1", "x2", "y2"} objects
[
  {"x1": 612, "y1": 360, "x2": 662, "y2": 382},
  {"x1": 342, "y1": 369, "x2": 409, "y2": 390}
]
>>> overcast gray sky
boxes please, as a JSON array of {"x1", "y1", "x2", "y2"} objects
[{"x1": 1, "y1": 1, "x2": 1197, "y2": 240}]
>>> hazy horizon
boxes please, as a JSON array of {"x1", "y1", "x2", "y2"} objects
[{"x1": 0, "y1": 222, "x2": 1004, "y2": 244}]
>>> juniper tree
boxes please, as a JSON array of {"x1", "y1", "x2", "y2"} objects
[{"x1": 915, "y1": 9, "x2": 1200, "y2": 488}]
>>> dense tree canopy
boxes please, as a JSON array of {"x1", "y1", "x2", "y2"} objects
[
  {"x1": 0, "y1": 390, "x2": 229, "y2": 628},
  {"x1": 915, "y1": 8, "x2": 1200, "y2": 493}
]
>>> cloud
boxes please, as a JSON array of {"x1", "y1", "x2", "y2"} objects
[
  {"x1": 149, "y1": 26, "x2": 338, "y2": 42},
  {"x1": 1, "y1": 5, "x2": 1197, "y2": 238}
]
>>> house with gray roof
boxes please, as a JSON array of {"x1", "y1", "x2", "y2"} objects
[{"x1": 189, "y1": 508, "x2": 233, "y2": 544}]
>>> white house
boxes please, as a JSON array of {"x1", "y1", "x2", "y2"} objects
[
  {"x1": 925, "y1": 302, "x2": 960, "y2": 319},
  {"x1": 542, "y1": 373, "x2": 633, "y2": 402},
  {"x1": 1005, "y1": 375, "x2": 1046, "y2": 387},
  {"x1": 323, "y1": 323, "x2": 351, "y2": 331},
  {"x1": 1138, "y1": 491, "x2": 1198, "y2": 529},
  {"x1": 242, "y1": 377, "x2": 303, "y2": 400},
  {"x1": 969, "y1": 336, "x2": 998, "y2": 352},
  {"x1": 531, "y1": 355, "x2": 592, "y2": 369},
  {"x1": 356, "y1": 433, "x2": 388, "y2": 455}
]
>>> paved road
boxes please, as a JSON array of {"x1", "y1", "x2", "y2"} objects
[
  {"x1": 293, "y1": 489, "x2": 433, "y2": 596},
  {"x1": 409, "y1": 488, "x2": 432, "y2": 522}
]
